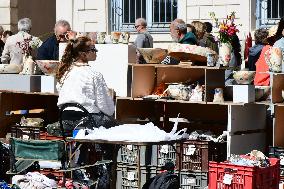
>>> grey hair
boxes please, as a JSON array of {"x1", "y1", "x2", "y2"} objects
[
  {"x1": 172, "y1": 19, "x2": 187, "y2": 34},
  {"x1": 135, "y1": 18, "x2": 147, "y2": 27},
  {"x1": 55, "y1": 19, "x2": 71, "y2": 30},
  {"x1": 18, "y1": 18, "x2": 32, "y2": 32}
]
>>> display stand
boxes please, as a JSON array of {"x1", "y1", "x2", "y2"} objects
[{"x1": 116, "y1": 63, "x2": 268, "y2": 157}]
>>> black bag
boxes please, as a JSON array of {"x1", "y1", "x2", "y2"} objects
[{"x1": 142, "y1": 171, "x2": 180, "y2": 189}]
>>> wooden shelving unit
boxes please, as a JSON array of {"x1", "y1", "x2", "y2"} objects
[{"x1": 116, "y1": 63, "x2": 268, "y2": 157}]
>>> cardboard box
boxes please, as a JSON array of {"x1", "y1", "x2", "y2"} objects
[
  {"x1": 233, "y1": 85, "x2": 255, "y2": 103},
  {"x1": 41, "y1": 75, "x2": 57, "y2": 93}
]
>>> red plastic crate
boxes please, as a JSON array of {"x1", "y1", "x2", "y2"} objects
[{"x1": 209, "y1": 158, "x2": 280, "y2": 189}]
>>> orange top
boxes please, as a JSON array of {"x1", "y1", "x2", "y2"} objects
[{"x1": 254, "y1": 45, "x2": 270, "y2": 86}]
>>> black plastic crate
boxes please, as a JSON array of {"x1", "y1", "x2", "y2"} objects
[
  {"x1": 11, "y1": 125, "x2": 41, "y2": 140},
  {"x1": 117, "y1": 145, "x2": 152, "y2": 166},
  {"x1": 180, "y1": 171, "x2": 208, "y2": 189},
  {"x1": 116, "y1": 164, "x2": 161, "y2": 189},
  {"x1": 178, "y1": 140, "x2": 226, "y2": 172},
  {"x1": 151, "y1": 144, "x2": 177, "y2": 167},
  {"x1": 268, "y1": 146, "x2": 284, "y2": 179}
]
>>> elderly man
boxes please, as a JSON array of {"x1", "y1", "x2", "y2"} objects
[
  {"x1": 134, "y1": 18, "x2": 153, "y2": 48},
  {"x1": 162, "y1": 19, "x2": 197, "y2": 65},
  {"x1": 1, "y1": 18, "x2": 36, "y2": 66},
  {"x1": 170, "y1": 18, "x2": 197, "y2": 45},
  {"x1": 134, "y1": 18, "x2": 153, "y2": 64},
  {"x1": 37, "y1": 20, "x2": 76, "y2": 60}
]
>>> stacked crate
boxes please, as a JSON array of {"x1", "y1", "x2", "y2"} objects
[
  {"x1": 176, "y1": 140, "x2": 227, "y2": 189},
  {"x1": 11, "y1": 125, "x2": 42, "y2": 140},
  {"x1": 116, "y1": 145, "x2": 155, "y2": 188},
  {"x1": 116, "y1": 140, "x2": 227, "y2": 189}
]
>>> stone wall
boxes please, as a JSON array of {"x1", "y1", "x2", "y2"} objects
[
  {"x1": 185, "y1": 0, "x2": 256, "y2": 39},
  {"x1": 0, "y1": 0, "x2": 18, "y2": 32},
  {"x1": 56, "y1": 0, "x2": 108, "y2": 32},
  {"x1": 0, "y1": 0, "x2": 56, "y2": 39}
]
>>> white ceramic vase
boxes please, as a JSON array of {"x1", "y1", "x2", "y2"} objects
[{"x1": 219, "y1": 42, "x2": 232, "y2": 67}]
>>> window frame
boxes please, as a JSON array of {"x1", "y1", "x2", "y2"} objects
[{"x1": 111, "y1": 0, "x2": 177, "y2": 33}]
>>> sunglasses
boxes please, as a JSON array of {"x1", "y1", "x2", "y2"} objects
[
  {"x1": 87, "y1": 46, "x2": 98, "y2": 53},
  {"x1": 135, "y1": 25, "x2": 140, "y2": 29}
]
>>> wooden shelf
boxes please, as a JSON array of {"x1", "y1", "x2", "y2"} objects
[
  {"x1": 128, "y1": 63, "x2": 228, "y2": 70},
  {"x1": 275, "y1": 103, "x2": 284, "y2": 106}
]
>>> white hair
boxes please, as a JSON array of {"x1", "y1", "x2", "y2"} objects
[
  {"x1": 55, "y1": 20, "x2": 71, "y2": 30},
  {"x1": 135, "y1": 18, "x2": 147, "y2": 27},
  {"x1": 18, "y1": 18, "x2": 32, "y2": 32}
]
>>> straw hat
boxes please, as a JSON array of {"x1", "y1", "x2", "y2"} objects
[{"x1": 268, "y1": 25, "x2": 278, "y2": 38}]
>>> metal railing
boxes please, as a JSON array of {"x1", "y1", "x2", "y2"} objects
[
  {"x1": 256, "y1": 0, "x2": 283, "y2": 28},
  {"x1": 111, "y1": 0, "x2": 177, "y2": 32}
]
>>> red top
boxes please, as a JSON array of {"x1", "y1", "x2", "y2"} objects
[{"x1": 254, "y1": 45, "x2": 270, "y2": 86}]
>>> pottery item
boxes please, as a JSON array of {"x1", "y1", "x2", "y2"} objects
[
  {"x1": 120, "y1": 32, "x2": 130, "y2": 44},
  {"x1": 265, "y1": 47, "x2": 283, "y2": 73},
  {"x1": 104, "y1": 35, "x2": 112, "y2": 44},
  {"x1": 168, "y1": 43, "x2": 217, "y2": 63},
  {"x1": 111, "y1": 31, "x2": 121, "y2": 44},
  {"x1": 19, "y1": 55, "x2": 37, "y2": 75},
  {"x1": 233, "y1": 71, "x2": 256, "y2": 85},
  {"x1": 137, "y1": 48, "x2": 168, "y2": 64},
  {"x1": 219, "y1": 42, "x2": 232, "y2": 67},
  {"x1": 207, "y1": 52, "x2": 215, "y2": 67},
  {"x1": 213, "y1": 88, "x2": 224, "y2": 103},
  {"x1": 35, "y1": 60, "x2": 60, "y2": 75},
  {"x1": 255, "y1": 86, "x2": 271, "y2": 101},
  {"x1": 189, "y1": 84, "x2": 204, "y2": 102},
  {"x1": 97, "y1": 32, "x2": 106, "y2": 44},
  {"x1": 167, "y1": 84, "x2": 192, "y2": 100}
]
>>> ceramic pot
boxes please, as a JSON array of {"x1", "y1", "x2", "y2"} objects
[
  {"x1": 265, "y1": 47, "x2": 283, "y2": 73},
  {"x1": 20, "y1": 55, "x2": 36, "y2": 75},
  {"x1": 111, "y1": 32, "x2": 121, "y2": 44},
  {"x1": 167, "y1": 84, "x2": 192, "y2": 100},
  {"x1": 121, "y1": 32, "x2": 130, "y2": 44},
  {"x1": 97, "y1": 32, "x2": 106, "y2": 44},
  {"x1": 219, "y1": 42, "x2": 232, "y2": 67},
  {"x1": 213, "y1": 88, "x2": 224, "y2": 103}
]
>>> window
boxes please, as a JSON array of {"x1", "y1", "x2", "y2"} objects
[
  {"x1": 256, "y1": 0, "x2": 284, "y2": 28},
  {"x1": 111, "y1": 0, "x2": 178, "y2": 32}
]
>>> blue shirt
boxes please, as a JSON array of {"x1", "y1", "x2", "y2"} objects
[
  {"x1": 273, "y1": 37, "x2": 284, "y2": 52},
  {"x1": 37, "y1": 35, "x2": 59, "y2": 60}
]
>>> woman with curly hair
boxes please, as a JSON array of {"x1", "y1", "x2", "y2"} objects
[{"x1": 56, "y1": 36, "x2": 117, "y2": 133}]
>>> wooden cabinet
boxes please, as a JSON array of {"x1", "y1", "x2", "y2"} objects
[{"x1": 116, "y1": 64, "x2": 268, "y2": 157}]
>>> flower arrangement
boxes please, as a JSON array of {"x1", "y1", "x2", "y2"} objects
[
  {"x1": 16, "y1": 36, "x2": 43, "y2": 56},
  {"x1": 209, "y1": 12, "x2": 240, "y2": 44}
]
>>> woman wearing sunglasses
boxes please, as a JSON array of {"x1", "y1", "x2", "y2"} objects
[{"x1": 56, "y1": 36, "x2": 118, "y2": 133}]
